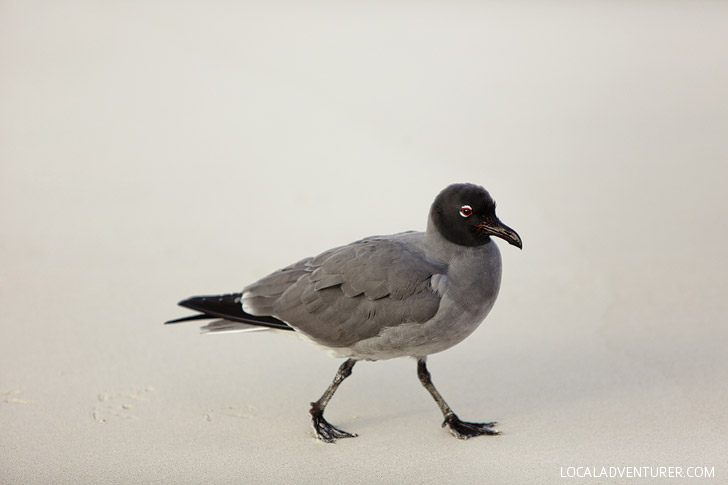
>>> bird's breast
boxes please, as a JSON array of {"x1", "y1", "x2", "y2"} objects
[{"x1": 440, "y1": 241, "x2": 502, "y2": 317}]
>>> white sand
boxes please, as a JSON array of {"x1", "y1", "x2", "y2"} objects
[{"x1": 2, "y1": 2, "x2": 727, "y2": 483}]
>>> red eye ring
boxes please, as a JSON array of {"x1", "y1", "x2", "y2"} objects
[{"x1": 459, "y1": 205, "x2": 473, "y2": 217}]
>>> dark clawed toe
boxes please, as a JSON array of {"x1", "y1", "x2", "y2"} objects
[
  {"x1": 310, "y1": 411, "x2": 358, "y2": 444},
  {"x1": 442, "y1": 414, "x2": 501, "y2": 439}
]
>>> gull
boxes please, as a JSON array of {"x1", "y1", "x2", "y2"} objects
[{"x1": 167, "y1": 183, "x2": 522, "y2": 443}]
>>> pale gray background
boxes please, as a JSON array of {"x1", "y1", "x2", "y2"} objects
[{"x1": 1, "y1": 1, "x2": 727, "y2": 483}]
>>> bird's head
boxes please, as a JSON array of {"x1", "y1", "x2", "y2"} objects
[{"x1": 430, "y1": 183, "x2": 522, "y2": 249}]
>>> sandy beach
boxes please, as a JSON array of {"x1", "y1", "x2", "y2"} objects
[{"x1": 2, "y1": 2, "x2": 727, "y2": 483}]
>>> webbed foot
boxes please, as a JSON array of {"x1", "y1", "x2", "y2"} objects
[
  {"x1": 443, "y1": 414, "x2": 501, "y2": 439},
  {"x1": 310, "y1": 407, "x2": 358, "y2": 443}
]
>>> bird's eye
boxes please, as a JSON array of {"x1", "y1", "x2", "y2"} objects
[{"x1": 459, "y1": 205, "x2": 473, "y2": 218}]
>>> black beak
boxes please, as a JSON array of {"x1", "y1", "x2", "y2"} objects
[{"x1": 477, "y1": 219, "x2": 522, "y2": 249}]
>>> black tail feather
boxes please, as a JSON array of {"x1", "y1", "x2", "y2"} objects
[
  {"x1": 165, "y1": 313, "x2": 216, "y2": 324},
  {"x1": 165, "y1": 293, "x2": 294, "y2": 331}
]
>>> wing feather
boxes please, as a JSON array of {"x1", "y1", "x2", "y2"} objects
[{"x1": 272, "y1": 233, "x2": 445, "y2": 348}]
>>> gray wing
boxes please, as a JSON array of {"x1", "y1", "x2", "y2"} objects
[
  {"x1": 246, "y1": 234, "x2": 445, "y2": 349},
  {"x1": 241, "y1": 257, "x2": 313, "y2": 315}
]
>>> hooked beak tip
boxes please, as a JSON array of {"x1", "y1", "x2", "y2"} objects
[{"x1": 479, "y1": 219, "x2": 522, "y2": 250}]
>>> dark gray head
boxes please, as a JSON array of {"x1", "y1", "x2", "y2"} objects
[{"x1": 430, "y1": 183, "x2": 522, "y2": 249}]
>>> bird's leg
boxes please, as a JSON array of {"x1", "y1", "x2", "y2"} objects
[
  {"x1": 309, "y1": 359, "x2": 358, "y2": 443},
  {"x1": 416, "y1": 358, "x2": 501, "y2": 439}
]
